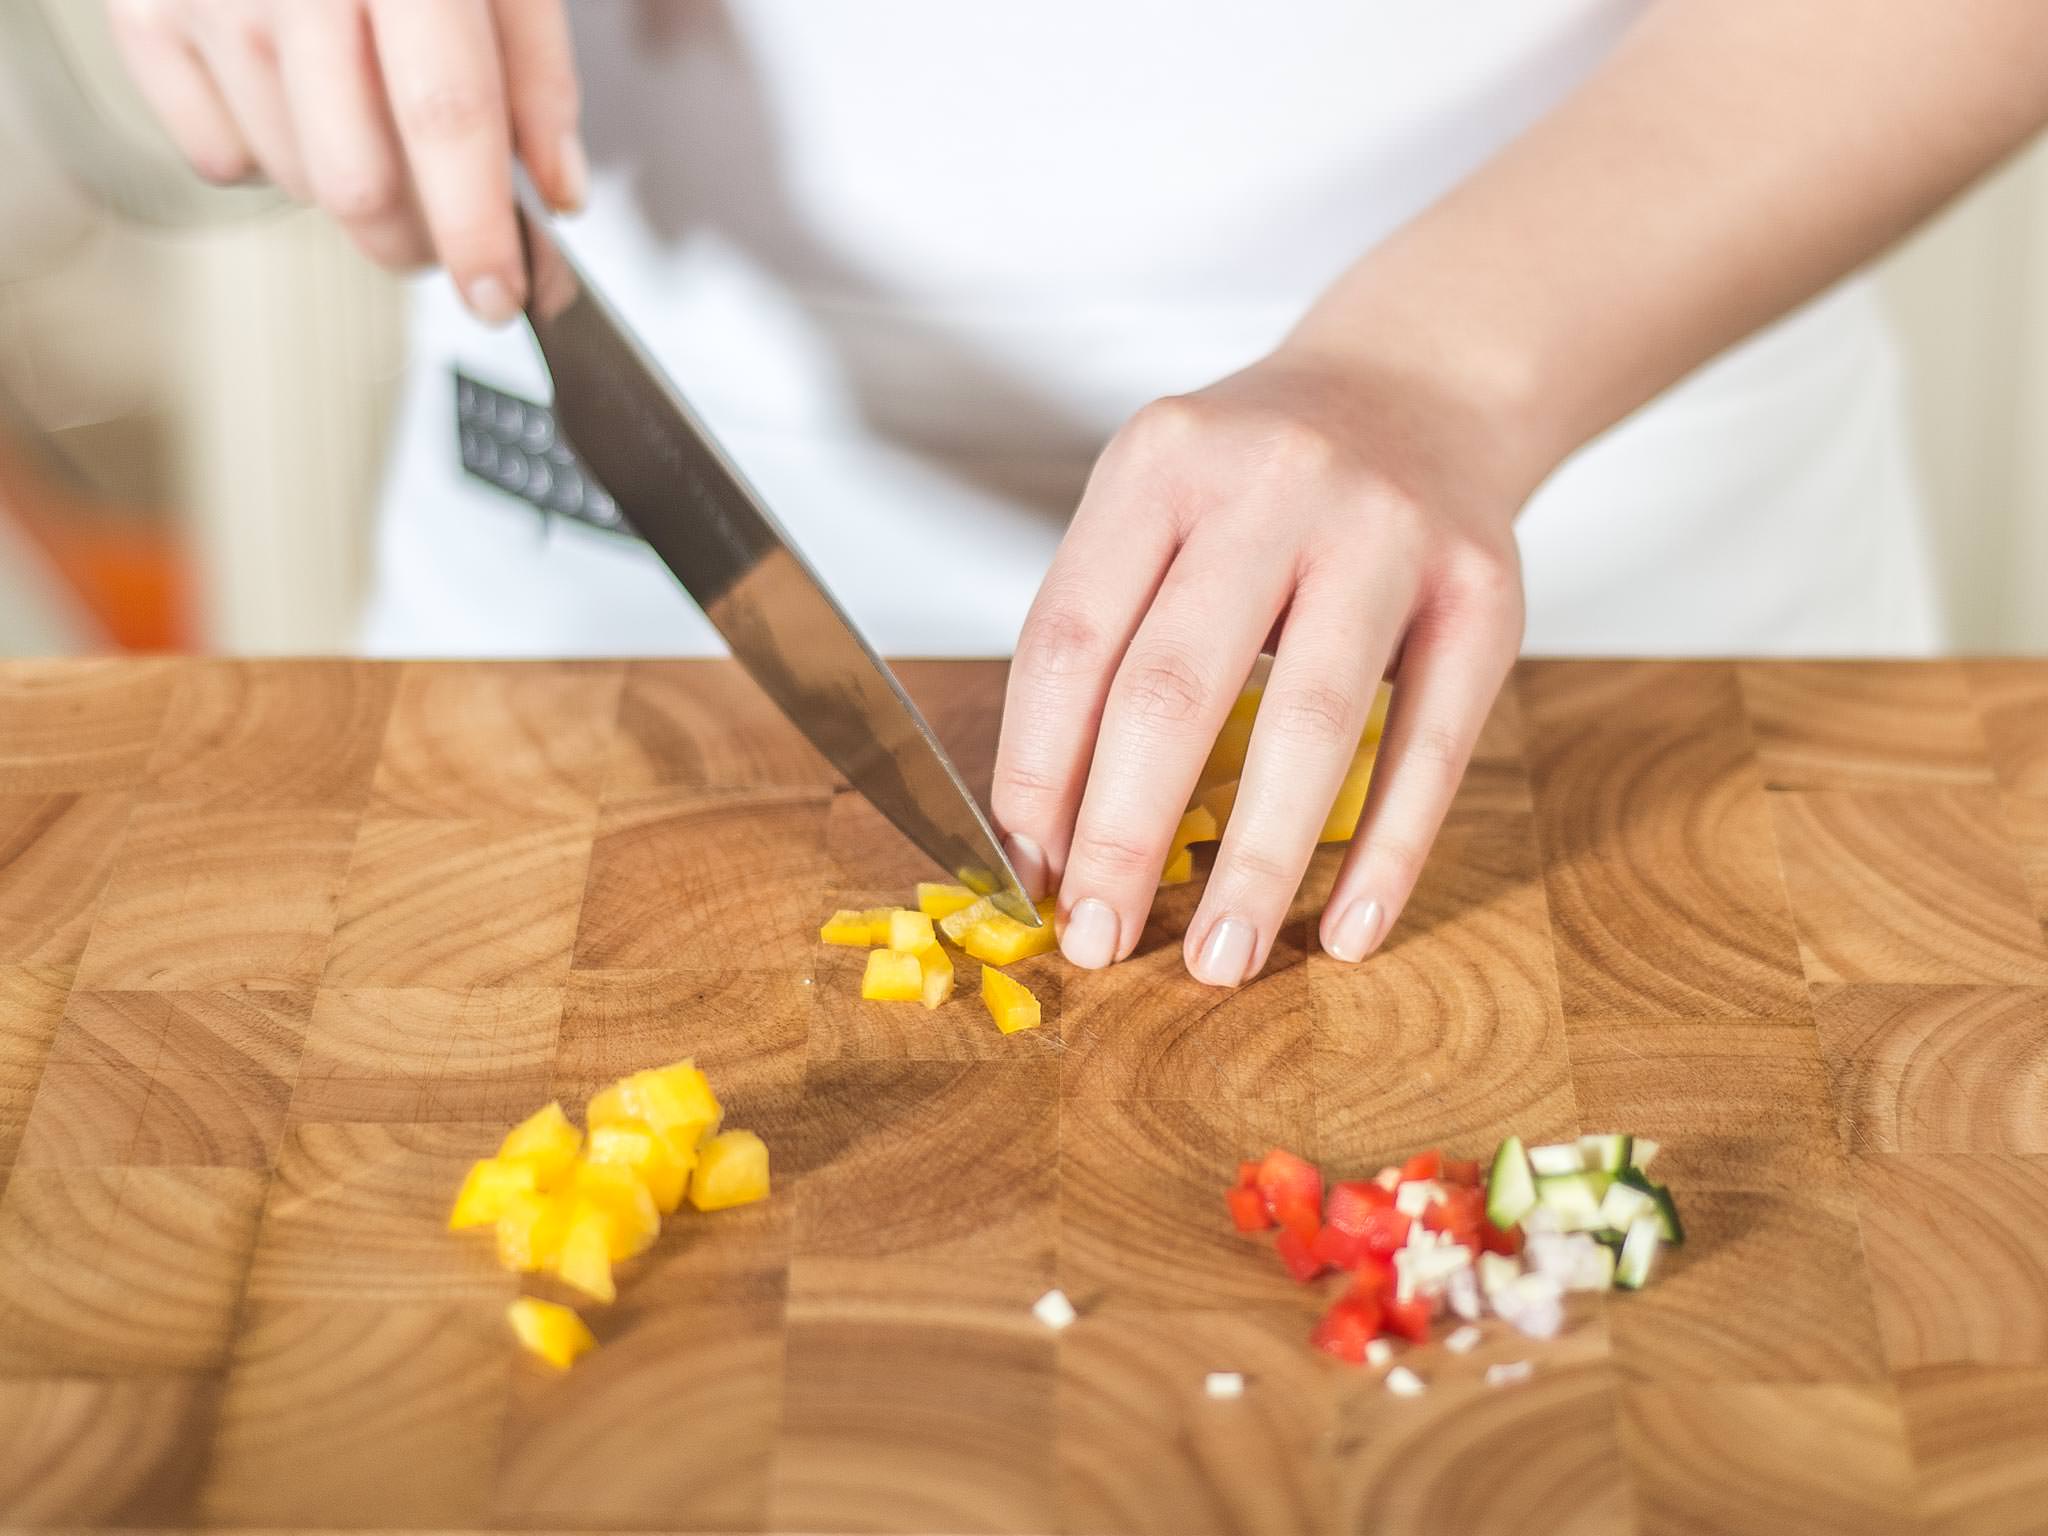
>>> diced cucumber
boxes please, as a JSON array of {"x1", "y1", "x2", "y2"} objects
[
  {"x1": 1629, "y1": 1138, "x2": 1661, "y2": 1171},
  {"x1": 1597, "y1": 1180, "x2": 1655, "y2": 1233},
  {"x1": 1615, "y1": 1218, "x2": 1662, "y2": 1289},
  {"x1": 1486, "y1": 1136, "x2": 1538, "y2": 1230},
  {"x1": 1617, "y1": 1167, "x2": 1685, "y2": 1246},
  {"x1": 1576, "y1": 1133, "x2": 1633, "y2": 1173},
  {"x1": 1568, "y1": 1238, "x2": 1617, "y2": 1293},
  {"x1": 1527, "y1": 1141, "x2": 1585, "y2": 1177},
  {"x1": 1533, "y1": 1171, "x2": 1612, "y2": 1232}
]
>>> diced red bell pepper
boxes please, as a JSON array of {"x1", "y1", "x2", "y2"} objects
[
  {"x1": 1442, "y1": 1157, "x2": 1482, "y2": 1187},
  {"x1": 1381, "y1": 1295, "x2": 1432, "y2": 1344},
  {"x1": 1422, "y1": 1186, "x2": 1485, "y2": 1250},
  {"x1": 1324, "y1": 1179, "x2": 1394, "y2": 1234},
  {"x1": 1311, "y1": 1295, "x2": 1384, "y2": 1363},
  {"x1": 1226, "y1": 1185, "x2": 1273, "y2": 1233},
  {"x1": 1354, "y1": 1205, "x2": 1413, "y2": 1259},
  {"x1": 1255, "y1": 1148, "x2": 1323, "y2": 1219},
  {"x1": 1236, "y1": 1160, "x2": 1262, "y2": 1190},
  {"x1": 1400, "y1": 1148, "x2": 1443, "y2": 1182},
  {"x1": 1351, "y1": 1253, "x2": 1396, "y2": 1301},
  {"x1": 1274, "y1": 1196, "x2": 1321, "y2": 1244},
  {"x1": 1480, "y1": 1218, "x2": 1524, "y2": 1256},
  {"x1": 1275, "y1": 1226, "x2": 1326, "y2": 1283},
  {"x1": 1311, "y1": 1223, "x2": 1368, "y2": 1269}
]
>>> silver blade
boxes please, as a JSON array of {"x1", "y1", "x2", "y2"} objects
[{"x1": 516, "y1": 203, "x2": 1038, "y2": 923}]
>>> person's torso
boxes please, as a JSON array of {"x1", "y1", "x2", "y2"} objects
[{"x1": 368, "y1": 0, "x2": 1937, "y2": 658}]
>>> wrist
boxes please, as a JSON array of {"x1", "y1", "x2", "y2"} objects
[{"x1": 1276, "y1": 258, "x2": 1574, "y2": 511}]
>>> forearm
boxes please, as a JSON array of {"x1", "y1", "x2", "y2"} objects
[{"x1": 1290, "y1": 0, "x2": 2048, "y2": 497}]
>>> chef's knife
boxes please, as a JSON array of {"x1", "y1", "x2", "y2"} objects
[{"x1": 515, "y1": 197, "x2": 1039, "y2": 924}]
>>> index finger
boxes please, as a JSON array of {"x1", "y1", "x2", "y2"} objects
[{"x1": 369, "y1": 0, "x2": 522, "y2": 323}]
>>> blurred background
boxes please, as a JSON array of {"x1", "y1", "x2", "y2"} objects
[{"x1": 1, "y1": 3, "x2": 2043, "y2": 657}]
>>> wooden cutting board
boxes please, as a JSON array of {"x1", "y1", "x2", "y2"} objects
[{"x1": 2, "y1": 657, "x2": 2046, "y2": 1534}]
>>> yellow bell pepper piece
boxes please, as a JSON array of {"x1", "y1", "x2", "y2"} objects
[
  {"x1": 586, "y1": 1119, "x2": 691, "y2": 1214},
  {"x1": 570, "y1": 1163, "x2": 662, "y2": 1258},
  {"x1": 1318, "y1": 741, "x2": 1379, "y2": 843},
  {"x1": 1160, "y1": 847, "x2": 1194, "y2": 887},
  {"x1": 496, "y1": 1102, "x2": 581, "y2": 1188},
  {"x1": 1195, "y1": 684, "x2": 1265, "y2": 796},
  {"x1": 688, "y1": 1129, "x2": 771, "y2": 1211},
  {"x1": 958, "y1": 907, "x2": 1059, "y2": 966},
  {"x1": 916, "y1": 882, "x2": 980, "y2": 921},
  {"x1": 555, "y1": 1205, "x2": 619, "y2": 1303},
  {"x1": 1201, "y1": 778, "x2": 1240, "y2": 831},
  {"x1": 980, "y1": 966, "x2": 1042, "y2": 1034},
  {"x1": 862, "y1": 906, "x2": 906, "y2": 943},
  {"x1": 820, "y1": 909, "x2": 874, "y2": 946},
  {"x1": 861, "y1": 948, "x2": 924, "y2": 1001},
  {"x1": 938, "y1": 894, "x2": 999, "y2": 943},
  {"x1": 448, "y1": 1156, "x2": 538, "y2": 1229},
  {"x1": 589, "y1": 1061, "x2": 722, "y2": 1160},
  {"x1": 1175, "y1": 804, "x2": 1221, "y2": 848},
  {"x1": 495, "y1": 1188, "x2": 572, "y2": 1273},
  {"x1": 506, "y1": 1296, "x2": 595, "y2": 1370},
  {"x1": 915, "y1": 943, "x2": 954, "y2": 1009},
  {"x1": 887, "y1": 908, "x2": 936, "y2": 953}
]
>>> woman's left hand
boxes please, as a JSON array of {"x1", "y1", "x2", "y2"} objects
[{"x1": 990, "y1": 341, "x2": 1532, "y2": 986}]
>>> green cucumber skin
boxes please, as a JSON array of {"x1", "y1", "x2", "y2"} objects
[
  {"x1": 1617, "y1": 1167, "x2": 1686, "y2": 1246},
  {"x1": 1577, "y1": 1134, "x2": 1633, "y2": 1173},
  {"x1": 1615, "y1": 1222, "x2": 1660, "y2": 1289}
]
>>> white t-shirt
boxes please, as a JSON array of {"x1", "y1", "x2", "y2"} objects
[{"x1": 363, "y1": 0, "x2": 1943, "y2": 658}]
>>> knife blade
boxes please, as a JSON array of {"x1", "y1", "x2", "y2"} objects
[{"x1": 515, "y1": 200, "x2": 1039, "y2": 924}]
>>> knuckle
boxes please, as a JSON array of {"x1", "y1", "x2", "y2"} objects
[
  {"x1": 1253, "y1": 415, "x2": 1339, "y2": 481},
  {"x1": 192, "y1": 143, "x2": 256, "y2": 184},
  {"x1": 1218, "y1": 838, "x2": 1299, "y2": 891},
  {"x1": 1070, "y1": 827, "x2": 1160, "y2": 880},
  {"x1": 1406, "y1": 720, "x2": 1470, "y2": 773},
  {"x1": 1118, "y1": 645, "x2": 1210, "y2": 730},
  {"x1": 1016, "y1": 601, "x2": 1108, "y2": 682},
  {"x1": 1123, "y1": 394, "x2": 1204, "y2": 455},
  {"x1": 314, "y1": 162, "x2": 403, "y2": 222},
  {"x1": 395, "y1": 80, "x2": 501, "y2": 143},
  {"x1": 1368, "y1": 832, "x2": 1432, "y2": 888},
  {"x1": 1266, "y1": 681, "x2": 1359, "y2": 749}
]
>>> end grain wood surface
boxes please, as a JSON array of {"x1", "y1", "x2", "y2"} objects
[{"x1": 1, "y1": 657, "x2": 2045, "y2": 1535}]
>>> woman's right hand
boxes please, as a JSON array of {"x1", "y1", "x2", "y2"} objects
[{"x1": 107, "y1": 0, "x2": 584, "y2": 324}]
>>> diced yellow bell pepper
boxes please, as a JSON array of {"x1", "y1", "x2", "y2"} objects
[
  {"x1": 586, "y1": 1119, "x2": 691, "y2": 1214},
  {"x1": 980, "y1": 966, "x2": 1042, "y2": 1034},
  {"x1": 915, "y1": 943, "x2": 954, "y2": 1009},
  {"x1": 916, "y1": 882, "x2": 980, "y2": 921},
  {"x1": 1175, "y1": 804, "x2": 1221, "y2": 847},
  {"x1": 495, "y1": 1188, "x2": 572, "y2": 1273},
  {"x1": 862, "y1": 948, "x2": 924, "y2": 1001},
  {"x1": 938, "y1": 893, "x2": 1000, "y2": 943},
  {"x1": 1318, "y1": 741, "x2": 1378, "y2": 843},
  {"x1": 448, "y1": 1156, "x2": 539, "y2": 1229},
  {"x1": 589, "y1": 1062, "x2": 722, "y2": 1160},
  {"x1": 496, "y1": 1102, "x2": 581, "y2": 1188},
  {"x1": 688, "y1": 1129, "x2": 771, "y2": 1211},
  {"x1": 570, "y1": 1163, "x2": 662, "y2": 1258},
  {"x1": 820, "y1": 909, "x2": 874, "y2": 946},
  {"x1": 862, "y1": 906, "x2": 906, "y2": 943},
  {"x1": 1195, "y1": 684, "x2": 1265, "y2": 796},
  {"x1": 887, "y1": 908, "x2": 936, "y2": 953},
  {"x1": 1201, "y1": 778, "x2": 1240, "y2": 831},
  {"x1": 506, "y1": 1296, "x2": 595, "y2": 1370},
  {"x1": 958, "y1": 907, "x2": 1059, "y2": 966},
  {"x1": 1160, "y1": 847, "x2": 1194, "y2": 886},
  {"x1": 554, "y1": 1205, "x2": 618, "y2": 1303}
]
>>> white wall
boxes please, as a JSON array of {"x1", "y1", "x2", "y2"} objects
[{"x1": 1879, "y1": 137, "x2": 2048, "y2": 652}]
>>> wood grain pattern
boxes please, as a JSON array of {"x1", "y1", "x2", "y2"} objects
[
  {"x1": 1, "y1": 657, "x2": 2044, "y2": 1533},
  {"x1": 1770, "y1": 789, "x2": 2048, "y2": 984}
]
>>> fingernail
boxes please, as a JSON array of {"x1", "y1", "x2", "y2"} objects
[
  {"x1": 1193, "y1": 917, "x2": 1256, "y2": 988},
  {"x1": 1004, "y1": 834, "x2": 1050, "y2": 900},
  {"x1": 1324, "y1": 899, "x2": 1384, "y2": 964},
  {"x1": 556, "y1": 130, "x2": 590, "y2": 212},
  {"x1": 1061, "y1": 897, "x2": 1120, "y2": 970},
  {"x1": 467, "y1": 276, "x2": 519, "y2": 327}
]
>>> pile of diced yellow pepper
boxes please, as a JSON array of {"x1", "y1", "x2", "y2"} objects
[
  {"x1": 818, "y1": 679, "x2": 1390, "y2": 1038},
  {"x1": 450, "y1": 1059, "x2": 770, "y2": 1370}
]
